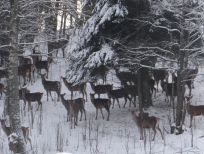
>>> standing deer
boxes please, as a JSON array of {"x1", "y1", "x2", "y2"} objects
[
  {"x1": 130, "y1": 110, "x2": 163, "y2": 141},
  {"x1": 108, "y1": 88, "x2": 132, "y2": 109},
  {"x1": 0, "y1": 118, "x2": 32, "y2": 146},
  {"x1": 90, "y1": 82, "x2": 112, "y2": 98},
  {"x1": 115, "y1": 67, "x2": 137, "y2": 85},
  {"x1": 61, "y1": 77, "x2": 87, "y2": 100},
  {"x1": 90, "y1": 93, "x2": 111, "y2": 121},
  {"x1": 68, "y1": 98, "x2": 86, "y2": 128},
  {"x1": 185, "y1": 95, "x2": 204, "y2": 128},
  {"x1": 40, "y1": 74, "x2": 61, "y2": 101}
]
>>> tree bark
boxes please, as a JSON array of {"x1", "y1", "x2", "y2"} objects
[{"x1": 5, "y1": 0, "x2": 27, "y2": 153}]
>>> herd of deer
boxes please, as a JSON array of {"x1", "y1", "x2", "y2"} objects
[{"x1": 0, "y1": 49, "x2": 202, "y2": 143}]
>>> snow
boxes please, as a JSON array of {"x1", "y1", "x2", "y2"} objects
[
  {"x1": 1, "y1": 57, "x2": 204, "y2": 154},
  {"x1": 65, "y1": 0, "x2": 128, "y2": 82}
]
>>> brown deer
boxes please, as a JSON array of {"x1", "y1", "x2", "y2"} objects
[
  {"x1": 130, "y1": 110, "x2": 163, "y2": 141},
  {"x1": 61, "y1": 77, "x2": 87, "y2": 100},
  {"x1": 90, "y1": 82, "x2": 112, "y2": 98},
  {"x1": 185, "y1": 95, "x2": 204, "y2": 128},
  {"x1": 60, "y1": 93, "x2": 70, "y2": 122},
  {"x1": 67, "y1": 98, "x2": 86, "y2": 128},
  {"x1": 23, "y1": 89, "x2": 43, "y2": 111},
  {"x1": 0, "y1": 118, "x2": 31, "y2": 146},
  {"x1": 108, "y1": 88, "x2": 131, "y2": 109},
  {"x1": 40, "y1": 74, "x2": 61, "y2": 101},
  {"x1": 90, "y1": 93, "x2": 111, "y2": 121}
]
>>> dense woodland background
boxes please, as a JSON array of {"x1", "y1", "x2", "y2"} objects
[{"x1": 0, "y1": 0, "x2": 204, "y2": 153}]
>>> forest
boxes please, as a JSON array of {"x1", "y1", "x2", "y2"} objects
[{"x1": 0, "y1": 0, "x2": 204, "y2": 154}]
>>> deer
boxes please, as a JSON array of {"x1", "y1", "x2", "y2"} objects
[
  {"x1": 130, "y1": 110, "x2": 163, "y2": 141},
  {"x1": 67, "y1": 98, "x2": 86, "y2": 128},
  {"x1": 35, "y1": 60, "x2": 50, "y2": 77},
  {"x1": 90, "y1": 82, "x2": 112, "y2": 98},
  {"x1": 115, "y1": 67, "x2": 137, "y2": 85},
  {"x1": 90, "y1": 65, "x2": 109, "y2": 84},
  {"x1": 19, "y1": 87, "x2": 30, "y2": 107},
  {"x1": 183, "y1": 66, "x2": 198, "y2": 96},
  {"x1": 108, "y1": 88, "x2": 132, "y2": 109},
  {"x1": 60, "y1": 93, "x2": 70, "y2": 122},
  {"x1": 22, "y1": 88, "x2": 43, "y2": 110},
  {"x1": 123, "y1": 84, "x2": 137, "y2": 107},
  {"x1": 61, "y1": 77, "x2": 87, "y2": 100},
  {"x1": 90, "y1": 93, "x2": 111, "y2": 121},
  {"x1": 0, "y1": 118, "x2": 32, "y2": 146},
  {"x1": 40, "y1": 73, "x2": 61, "y2": 101},
  {"x1": 0, "y1": 83, "x2": 6, "y2": 99},
  {"x1": 148, "y1": 78, "x2": 156, "y2": 97},
  {"x1": 153, "y1": 69, "x2": 168, "y2": 91},
  {"x1": 18, "y1": 56, "x2": 32, "y2": 66},
  {"x1": 18, "y1": 64, "x2": 35, "y2": 85},
  {"x1": 185, "y1": 95, "x2": 204, "y2": 128}
]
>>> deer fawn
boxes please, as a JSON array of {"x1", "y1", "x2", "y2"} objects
[
  {"x1": 123, "y1": 84, "x2": 137, "y2": 107},
  {"x1": 61, "y1": 77, "x2": 87, "y2": 100},
  {"x1": 90, "y1": 93, "x2": 111, "y2": 121},
  {"x1": 0, "y1": 118, "x2": 32, "y2": 146},
  {"x1": 40, "y1": 73, "x2": 61, "y2": 101},
  {"x1": 185, "y1": 95, "x2": 204, "y2": 128},
  {"x1": 131, "y1": 110, "x2": 163, "y2": 141},
  {"x1": 90, "y1": 82, "x2": 112, "y2": 98},
  {"x1": 67, "y1": 98, "x2": 86, "y2": 128}
]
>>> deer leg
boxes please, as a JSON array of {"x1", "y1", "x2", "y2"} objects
[
  {"x1": 83, "y1": 108, "x2": 86, "y2": 120},
  {"x1": 140, "y1": 128, "x2": 143, "y2": 140},
  {"x1": 157, "y1": 126, "x2": 163, "y2": 140},
  {"x1": 80, "y1": 109, "x2": 83, "y2": 121},
  {"x1": 49, "y1": 91, "x2": 54, "y2": 101},
  {"x1": 190, "y1": 115, "x2": 193, "y2": 128},
  {"x1": 47, "y1": 91, "x2": 49, "y2": 101},
  {"x1": 116, "y1": 98, "x2": 120, "y2": 108},
  {"x1": 112, "y1": 99, "x2": 115, "y2": 109},
  {"x1": 84, "y1": 90, "x2": 87, "y2": 101},
  {"x1": 100, "y1": 108, "x2": 104, "y2": 120},
  {"x1": 71, "y1": 92, "x2": 73, "y2": 100},
  {"x1": 152, "y1": 128, "x2": 157, "y2": 141},
  {"x1": 106, "y1": 108, "x2": 110, "y2": 121},
  {"x1": 95, "y1": 109, "x2": 98, "y2": 120}
]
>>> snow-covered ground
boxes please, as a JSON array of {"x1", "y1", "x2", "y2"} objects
[{"x1": 0, "y1": 58, "x2": 204, "y2": 154}]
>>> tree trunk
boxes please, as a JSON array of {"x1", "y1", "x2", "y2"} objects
[{"x1": 5, "y1": 1, "x2": 27, "y2": 153}]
